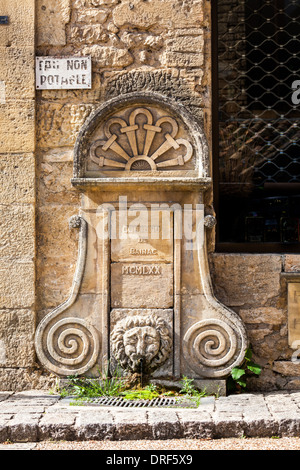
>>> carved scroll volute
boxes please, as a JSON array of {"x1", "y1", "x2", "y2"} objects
[{"x1": 34, "y1": 216, "x2": 100, "y2": 376}]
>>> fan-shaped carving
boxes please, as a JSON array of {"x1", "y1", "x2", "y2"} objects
[{"x1": 90, "y1": 107, "x2": 194, "y2": 171}]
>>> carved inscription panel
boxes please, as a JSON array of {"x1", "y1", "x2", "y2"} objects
[
  {"x1": 111, "y1": 212, "x2": 173, "y2": 263},
  {"x1": 111, "y1": 263, "x2": 173, "y2": 309},
  {"x1": 110, "y1": 211, "x2": 174, "y2": 309}
]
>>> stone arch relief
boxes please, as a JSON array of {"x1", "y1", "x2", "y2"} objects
[{"x1": 34, "y1": 216, "x2": 100, "y2": 376}]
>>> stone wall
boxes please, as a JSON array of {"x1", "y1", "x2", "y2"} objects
[{"x1": 1, "y1": 0, "x2": 300, "y2": 391}]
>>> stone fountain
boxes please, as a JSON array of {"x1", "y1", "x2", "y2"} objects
[{"x1": 35, "y1": 93, "x2": 248, "y2": 393}]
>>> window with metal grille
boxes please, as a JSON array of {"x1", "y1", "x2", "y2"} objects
[{"x1": 212, "y1": 0, "x2": 300, "y2": 252}]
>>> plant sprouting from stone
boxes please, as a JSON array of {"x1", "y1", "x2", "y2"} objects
[{"x1": 228, "y1": 347, "x2": 262, "y2": 392}]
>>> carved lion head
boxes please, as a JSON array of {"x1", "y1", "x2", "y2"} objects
[{"x1": 111, "y1": 315, "x2": 172, "y2": 373}]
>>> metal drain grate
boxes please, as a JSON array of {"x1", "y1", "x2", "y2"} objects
[{"x1": 83, "y1": 396, "x2": 198, "y2": 409}]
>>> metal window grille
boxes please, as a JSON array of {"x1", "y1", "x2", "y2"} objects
[{"x1": 213, "y1": 0, "x2": 300, "y2": 249}]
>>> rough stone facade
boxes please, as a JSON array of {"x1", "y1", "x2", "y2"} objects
[{"x1": 0, "y1": 0, "x2": 300, "y2": 391}]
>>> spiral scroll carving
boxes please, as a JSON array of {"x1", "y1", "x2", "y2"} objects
[{"x1": 183, "y1": 319, "x2": 240, "y2": 378}]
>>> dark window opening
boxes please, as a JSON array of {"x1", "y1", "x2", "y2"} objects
[{"x1": 213, "y1": 0, "x2": 300, "y2": 251}]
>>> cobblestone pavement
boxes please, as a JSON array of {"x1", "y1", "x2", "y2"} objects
[{"x1": 1, "y1": 390, "x2": 300, "y2": 444}]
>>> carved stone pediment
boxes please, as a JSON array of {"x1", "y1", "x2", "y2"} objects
[{"x1": 72, "y1": 92, "x2": 210, "y2": 186}]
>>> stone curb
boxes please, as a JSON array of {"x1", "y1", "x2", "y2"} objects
[{"x1": 1, "y1": 391, "x2": 300, "y2": 442}]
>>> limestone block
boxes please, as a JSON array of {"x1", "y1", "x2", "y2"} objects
[
  {"x1": 111, "y1": 212, "x2": 173, "y2": 263},
  {"x1": 37, "y1": 103, "x2": 96, "y2": 149},
  {"x1": 0, "y1": 154, "x2": 35, "y2": 204},
  {"x1": 0, "y1": 47, "x2": 35, "y2": 100},
  {"x1": 0, "y1": 310, "x2": 35, "y2": 367},
  {"x1": 273, "y1": 362, "x2": 300, "y2": 377},
  {"x1": 89, "y1": 0, "x2": 120, "y2": 5},
  {"x1": 68, "y1": 24, "x2": 109, "y2": 44},
  {"x1": 210, "y1": 254, "x2": 282, "y2": 307},
  {"x1": 161, "y1": 51, "x2": 204, "y2": 68},
  {"x1": 73, "y1": 0, "x2": 120, "y2": 6},
  {"x1": 246, "y1": 327, "x2": 272, "y2": 343},
  {"x1": 38, "y1": 73, "x2": 102, "y2": 102},
  {"x1": 0, "y1": 368, "x2": 55, "y2": 392},
  {"x1": 0, "y1": 101, "x2": 35, "y2": 153},
  {"x1": 80, "y1": 45, "x2": 133, "y2": 68},
  {"x1": 284, "y1": 255, "x2": 300, "y2": 272},
  {"x1": 166, "y1": 35, "x2": 204, "y2": 53},
  {"x1": 239, "y1": 308, "x2": 286, "y2": 326},
  {"x1": 37, "y1": 0, "x2": 71, "y2": 46},
  {"x1": 37, "y1": 161, "x2": 79, "y2": 205},
  {"x1": 112, "y1": 0, "x2": 204, "y2": 29},
  {"x1": 0, "y1": 261, "x2": 35, "y2": 309},
  {"x1": 110, "y1": 263, "x2": 174, "y2": 309},
  {"x1": 74, "y1": 8, "x2": 109, "y2": 23},
  {"x1": 0, "y1": 0, "x2": 35, "y2": 47},
  {"x1": 119, "y1": 32, "x2": 164, "y2": 51},
  {"x1": 0, "y1": 205, "x2": 35, "y2": 259},
  {"x1": 36, "y1": 257, "x2": 77, "y2": 309}
]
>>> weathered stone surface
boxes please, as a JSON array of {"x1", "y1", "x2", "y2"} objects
[
  {"x1": 239, "y1": 307, "x2": 286, "y2": 326},
  {"x1": 0, "y1": 205, "x2": 35, "y2": 260},
  {"x1": 0, "y1": 261, "x2": 35, "y2": 309},
  {"x1": 210, "y1": 254, "x2": 282, "y2": 307},
  {"x1": 110, "y1": 410, "x2": 151, "y2": 440},
  {"x1": 0, "y1": 47, "x2": 35, "y2": 100},
  {"x1": 147, "y1": 409, "x2": 181, "y2": 440},
  {"x1": 0, "y1": 101, "x2": 35, "y2": 153},
  {"x1": 39, "y1": 413, "x2": 76, "y2": 441},
  {"x1": 37, "y1": 103, "x2": 96, "y2": 149},
  {"x1": 74, "y1": 8, "x2": 109, "y2": 23},
  {"x1": 0, "y1": 0, "x2": 35, "y2": 47},
  {"x1": 7, "y1": 413, "x2": 39, "y2": 442},
  {"x1": 0, "y1": 310, "x2": 35, "y2": 367},
  {"x1": 166, "y1": 35, "x2": 204, "y2": 53},
  {"x1": 112, "y1": 0, "x2": 204, "y2": 29},
  {"x1": 36, "y1": 258, "x2": 76, "y2": 310},
  {"x1": 161, "y1": 51, "x2": 204, "y2": 68},
  {"x1": 75, "y1": 410, "x2": 115, "y2": 440},
  {"x1": 37, "y1": 161, "x2": 79, "y2": 205},
  {"x1": 81, "y1": 45, "x2": 134, "y2": 68},
  {"x1": 285, "y1": 255, "x2": 300, "y2": 273},
  {"x1": 37, "y1": 205, "x2": 79, "y2": 259},
  {"x1": 67, "y1": 24, "x2": 109, "y2": 44}
]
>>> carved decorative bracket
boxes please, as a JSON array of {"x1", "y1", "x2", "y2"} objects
[{"x1": 34, "y1": 216, "x2": 100, "y2": 376}]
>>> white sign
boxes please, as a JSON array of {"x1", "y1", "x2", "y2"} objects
[{"x1": 36, "y1": 56, "x2": 92, "y2": 90}]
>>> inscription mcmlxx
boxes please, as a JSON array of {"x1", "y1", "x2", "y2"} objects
[{"x1": 122, "y1": 265, "x2": 162, "y2": 275}]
